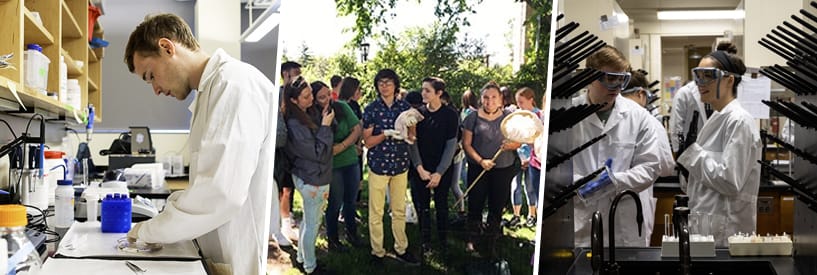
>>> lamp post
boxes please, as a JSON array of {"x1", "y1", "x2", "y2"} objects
[{"x1": 359, "y1": 42, "x2": 370, "y2": 62}]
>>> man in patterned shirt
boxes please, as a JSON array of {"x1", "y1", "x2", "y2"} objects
[{"x1": 363, "y1": 69, "x2": 420, "y2": 266}]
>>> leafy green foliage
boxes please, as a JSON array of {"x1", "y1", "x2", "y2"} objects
[{"x1": 288, "y1": 22, "x2": 512, "y2": 108}]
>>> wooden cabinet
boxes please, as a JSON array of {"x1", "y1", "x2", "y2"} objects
[{"x1": 0, "y1": 0, "x2": 102, "y2": 121}]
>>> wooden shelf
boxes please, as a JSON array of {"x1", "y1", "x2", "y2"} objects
[
  {"x1": 88, "y1": 46, "x2": 97, "y2": 62},
  {"x1": 61, "y1": 0, "x2": 82, "y2": 39},
  {"x1": 88, "y1": 78, "x2": 98, "y2": 91},
  {"x1": 0, "y1": 75, "x2": 84, "y2": 123},
  {"x1": 61, "y1": 49, "x2": 83, "y2": 77},
  {"x1": 23, "y1": 8, "x2": 55, "y2": 46}
]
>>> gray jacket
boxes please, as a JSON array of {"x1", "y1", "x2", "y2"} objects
[{"x1": 285, "y1": 118, "x2": 333, "y2": 186}]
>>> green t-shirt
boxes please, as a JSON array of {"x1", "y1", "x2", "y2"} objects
[{"x1": 333, "y1": 101, "x2": 360, "y2": 168}]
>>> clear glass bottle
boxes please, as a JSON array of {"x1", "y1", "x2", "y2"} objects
[{"x1": 0, "y1": 205, "x2": 42, "y2": 275}]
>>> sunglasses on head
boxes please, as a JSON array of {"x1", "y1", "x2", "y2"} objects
[
  {"x1": 597, "y1": 71, "x2": 631, "y2": 90},
  {"x1": 291, "y1": 76, "x2": 308, "y2": 90}
]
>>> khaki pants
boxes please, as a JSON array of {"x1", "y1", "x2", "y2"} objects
[{"x1": 368, "y1": 171, "x2": 408, "y2": 257}]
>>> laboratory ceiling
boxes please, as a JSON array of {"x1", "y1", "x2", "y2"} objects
[{"x1": 617, "y1": 0, "x2": 743, "y2": 22}]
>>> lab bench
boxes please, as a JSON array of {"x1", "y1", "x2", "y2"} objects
[
  {"x1": 567, "y1": 247, "x2": 798, "y2": 275},
  {"x1": 40, "y1": 221, "x2": 208, "y2": 275},
  {"x1": 649, "y1": 177, "x2": 795, "y2": 247}
]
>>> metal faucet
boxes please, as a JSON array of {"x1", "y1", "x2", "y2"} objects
[
  {"x1": 591, "y1": 211, "x2": 604, "y2": 275},
  {"x1": 605, "y1": 190, "x2": 644, "y2": 275},
  {"x1": 674, "y1": 206, "x2": 691, "y2": 275}
]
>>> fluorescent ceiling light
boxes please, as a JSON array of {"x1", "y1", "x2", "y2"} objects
[
  {"x1": 657, "y1": 10, "x2": 745, "y2": 21},
  {"x1": 241, "y1": 4, "x2": 280, "y2": 42}
]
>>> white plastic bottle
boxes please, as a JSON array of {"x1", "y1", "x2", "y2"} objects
[
  {"x1": 0, "y1": 205, "x2": 42, "y2": 275},
  {"x1": 54, "y1": 180, "x2": 75, "y2": 228},
  {"x1": 86, "y1": 193, "x2": 98, "y2": 222}
]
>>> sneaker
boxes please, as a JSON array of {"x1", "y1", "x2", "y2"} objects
[
  {"x1": 328, "y1": 239, "x2": 348, "y2": 252},
  {"x1": 394, "y1": 251, "x2": 420, "y2": 266},
  {"x1": 506, "y1": 216, "x2": 521, "y2": 228},
  {"x1": 338, "y1": 214, "x2": 345, "y2": 223},
  {"x1": 525, "y1": 216, "x2": 537, "y2": 228}
]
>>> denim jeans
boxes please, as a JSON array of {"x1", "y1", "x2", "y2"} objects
[
  {"x1": 326, "y1": 163, "x2": 361, "y2": 240},
  {"x1": 293, "y1": 175, "x2": 329, "y2": 273},
  {"x1": 512, "y1": 166, "x2": 540, "y2": 207}
]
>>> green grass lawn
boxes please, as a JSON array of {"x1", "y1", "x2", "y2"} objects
[{"x1": 273, "y1": 166, "x2": 537, "y2": 275}]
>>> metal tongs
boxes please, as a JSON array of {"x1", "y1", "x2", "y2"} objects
[
  {"x1": 125, "y1": 261, "x2": 147, "y2": 274},
  {"x1": 0, "y1": 53, "x2": 14, "y2": 69}
]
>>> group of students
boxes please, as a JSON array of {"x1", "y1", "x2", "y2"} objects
[
  {"x1": 573, "y1": 44, "x2": 760, "y2": 248},
  {"x1": 270, "y1": 61, "x2": 544, "y2": 273}
]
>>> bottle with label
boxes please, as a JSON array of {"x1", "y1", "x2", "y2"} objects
[
  {"x1": 54, "y1": 180, "x2": 75, "y2": 228},
  {"x1": 0, "y1": 205, "x2": 42, "y2": 275}
]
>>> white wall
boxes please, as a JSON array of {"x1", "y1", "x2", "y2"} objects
[
  {"x1": 744, "y1": 0, "x2": 803, "y2": 68},
  {"x1": 662, "y1": 49, "x2": 686, "y2": 83}
]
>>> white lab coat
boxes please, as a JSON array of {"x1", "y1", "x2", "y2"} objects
[
  {"x1": 669, "y1": 82, "x2": 707, "y2": 152},
  {"x1": 136, "y1": 49, "x2": 275, "y2": 275},
  {"x1": 572, "y1": 95, "x2": 671, "y2": 247},
  {"x1": 677, "y1": 99, "x2": 761, "y2": 247}
]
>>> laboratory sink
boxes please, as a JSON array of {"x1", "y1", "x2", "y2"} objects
[{"x1": 614, "y1": 260, "x2": 778, "y2": 275}]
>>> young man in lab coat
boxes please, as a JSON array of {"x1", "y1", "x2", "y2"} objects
[
  {"x1": 124, "y1": 14, "x2": 275, "y2": 275},
  {"x1": 677, "y1": 50, "x2": 761, "y2": 247},
  {"x1": 572, "y1": 46, "x2": 673, "y2": 247}
]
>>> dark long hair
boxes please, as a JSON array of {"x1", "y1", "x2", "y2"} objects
[
  {"x1": 284, "y1": 76, "x2": 317, "y2": 130},
  {"x1": 311, "y1": 81, "x2": 346, "y2": 122},
  {"x1": 339, "y1": 77, "x2": 360, "y2": 101}
]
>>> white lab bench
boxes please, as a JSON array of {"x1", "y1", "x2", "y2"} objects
[{"x1": 40, "y1": 221, "x2": 207, "y2": 275}]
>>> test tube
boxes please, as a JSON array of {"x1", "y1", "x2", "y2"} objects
[{"x1": 82, "y1": 158, "x2": 89, "y2": 186}]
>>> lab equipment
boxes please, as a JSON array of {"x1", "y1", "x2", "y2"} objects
[
  {"x1": 23, "y1": 44, "x2": 50, "y2": 95},
  {"x1": 101, "y1": 193, "x2": 132, "y2": 233},
  {"x1": 44, "y1": 150, "x2": 65, "y2": 206},
  {"x1": 86, "y1": 193, "x2": 98, "y2": 222},
  {"x1": 0, "y1": 205, "x2": 42, "y2": 275},
  {"x1": 54, "y1": 180, "x2": 75, "y2": 228},
  {"x1": 86, "y1": 104, "x2": 95, "y2": 142}
]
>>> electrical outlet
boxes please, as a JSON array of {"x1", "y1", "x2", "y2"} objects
[{"x1": 758, "y1": 197, "x2": 774, "y2": 214}]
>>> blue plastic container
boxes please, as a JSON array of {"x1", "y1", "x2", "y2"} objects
[{"x1": 100, "y1": 193, "x2": 131, "y2": 233}]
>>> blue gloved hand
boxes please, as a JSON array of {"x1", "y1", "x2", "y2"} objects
[{"x1": 578, "y1": 158, "x2": 614, "y2": 199}]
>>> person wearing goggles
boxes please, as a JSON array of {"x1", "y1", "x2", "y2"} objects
[
  {"x1": 571, "y1": 46, "x2": 672, "y2": 248},
  {"x1": 676, "y1": 50, "x2": 761, "y2": 247},
  {"x1": 620, "y1": 70, "x2": 650, "y2": 107},
  {"x1": 670, "y1": 42, "x2": 737, "y2": 156}
]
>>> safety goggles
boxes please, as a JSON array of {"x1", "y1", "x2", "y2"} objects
[
  {"x1": 597, "y1": 71, "x2": 631, "y2": 90},
  {"x1": 621, "y1": 86, "x2": 647, "y2": 95},
  {"x1": 691, "y1": 67, "x2": 734, "y2": 86}
]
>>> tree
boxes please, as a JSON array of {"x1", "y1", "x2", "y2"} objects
[{"x1": 335, "y1": 0, "x2": 552, "y2": 106}]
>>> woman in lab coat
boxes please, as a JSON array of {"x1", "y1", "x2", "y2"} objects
[
  {"x1": 677, "y1": 50, "x2": 761, "y2": 246},
  {"x1": 669, "y1": 42, "x2": 738, "y2": 154},
  {"x1": 572, "y1": 46, "x2": 672, "y2": 248}
]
